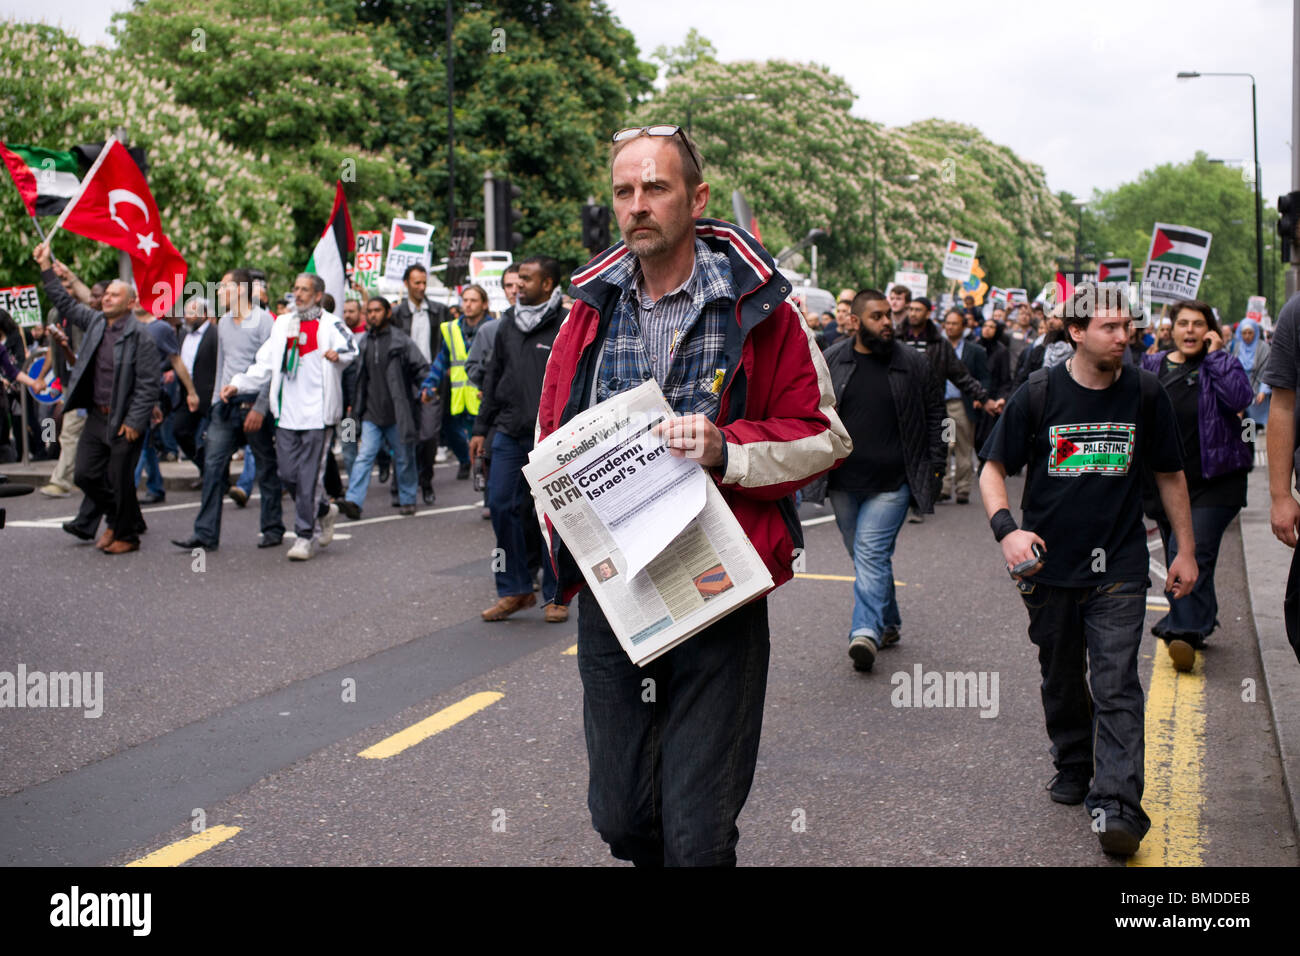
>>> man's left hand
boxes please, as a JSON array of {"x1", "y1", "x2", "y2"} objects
[
  {"x1": 118, "y1": 424, "x2": 140, "y2": 442},
  {"x1": 324, "y1": 349, "x2": 339, "y2": 363},
  {"x1": 654, "y1": 414, "x2": 725, "y2": 468},
  {"x1": 186, "y1": 392, "x2": 200, "y2": 413}
]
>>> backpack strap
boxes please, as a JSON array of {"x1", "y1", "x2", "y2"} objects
[
  {"x1": 1020, "y1": 367, "x2": 1050, "y2": 511},
  {"x1": 1136, "y1": 366, "x2": 1161, "y2": 461}
]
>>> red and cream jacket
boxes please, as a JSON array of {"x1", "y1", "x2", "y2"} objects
[{"x1": 537, "y1": 219, "x2": 852, "y2": 605}]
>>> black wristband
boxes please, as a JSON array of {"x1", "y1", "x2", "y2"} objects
[{"x1": 990, "y1": 508, "x2": 1018, "y2": 542}]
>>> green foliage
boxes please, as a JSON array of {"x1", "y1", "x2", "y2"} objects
[
  {"x1": 0, "y1": 20, "x2": 303, "y2": 294},
  {"x1": 109, "y1": 0, "x2": 408, "y2": 287},
  {"x1": 346, "y1": 0, "x2": 656, "y2": 275},
  {"x1": 630, "y1": 59, "x2": 1075, "y2": 297},
  {"x1": 651, "y1": 28, "x2": 718, "y2": 80},
  {"x1": 1087, "y1": 153, "x2": 1283, "y2": 321}
]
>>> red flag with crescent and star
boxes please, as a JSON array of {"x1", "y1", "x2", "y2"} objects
[{"x1": 49, "y1": 139, "x2": 187, "y2": 316}]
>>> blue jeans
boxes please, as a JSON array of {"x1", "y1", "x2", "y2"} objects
[
  {"x1": 192, "y1": 398, "x2": 283, "y2": 546},
  {"x1": 1154, "y1": 505, "x2": 1240, "y2": 642},
  {"x1": 1018, "y1": 578, "x2": 1151, "y2": 836},
  {"x1": 488, "y1": 430, "x2": 556, "y2": 602},
  {"x1": 441, "y1": 411, "x2": 474, "y2": 466},
  {"x1": 346, "y1": 420, "x2": 417, "y2": 507},
  {"x1": 133, "y1": 423, "x2": 164, "y2": 497},
  {"x1": 236, "y1": 445, "x2": 256, "y2": 494},
  {"x1": 829, "y1": 484, "x2": 911, "y2": 644},
  {"x1": 577, "y1": 588, "x2": 770, "y2": 866}
]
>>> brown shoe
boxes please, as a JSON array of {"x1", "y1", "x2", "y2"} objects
[
  {"x1": 544, "y1": 603, "x2": 569, "y2": 623},
  {"x1": 96, "y1": 527, "x2": 116, "y2": 550},
  {"x1": 482, "y1": 592, "x2": 536, "y2": 621},
  {"x1": 101, "y1": 539, "x2": 139, "y2": 555}
]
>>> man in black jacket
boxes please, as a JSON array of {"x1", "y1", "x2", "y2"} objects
[
  {"x1": 938, "y1": 307, "x2": 990, "y2": 504},
  {"x1": 172, "y1": 296, "x2": 218, "y2": 483},
  {"x1": 811, "y1": 289, "x2": 946, "y2": 669},
  {"x1": 340, "y1": 296, "x2": 429, "y2": 518},
  {"x1": 469, "y1": 255, "x2": 569, "y2": 623},
  {"x1": 35, "y1": 242, "x2": 160, "y2": 554},
  {"x1": 900, "y1": 297, "x2": 1002, "y2": 521},
  {"x1": 392, "y1": 264, "x2": 450, "y2": 503}
]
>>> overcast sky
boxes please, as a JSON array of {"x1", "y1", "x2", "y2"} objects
[{"x1": 5, "y1": 0, "x2": 1295, "y2": 205}]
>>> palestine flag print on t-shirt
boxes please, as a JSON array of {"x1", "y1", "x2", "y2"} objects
[{"x1": 1047, "y1": 422, "x2": 1135, "y2": 476}]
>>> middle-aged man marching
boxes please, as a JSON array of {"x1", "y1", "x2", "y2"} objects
[
  {"x1": 340, "y1": 295, "x2": 428, "y2": 519},
  {"x1": 537, "y1": 125, "x2": 851, "y2": 866},
  {"x1": 173, "y1": 269, "x2": 283, "y2": 553},
  {"x1": 979, "y1": 282, "x2": 1197, "y2": 858},
  {"x1": 229, "y1": 273, "x2": 356, "y2": 560},
  {"x1": 420, "y1": 283, "x2": 492, "y2": 480},
  {"x1": 1262, "y1": 290, "x2": 1300, "y2": 663},
  {"x1": 470, "y1": 256, "x2": 569, "y2": 623},
  {"x1": 939, "y1": 306, "x2": 990, "y2": 504},
  {"x1": 805, "y1": 289, "x2": 945, "y2": 669},
  {"x1": 393, "y1": 263, "x2": 450, "y2": 504},
  {"x1": 34, "y1": 242, "x2": 159, "y2": 554}
]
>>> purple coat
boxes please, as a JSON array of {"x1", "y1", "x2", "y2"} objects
[{"x1": 1142, "y1": 349, "x2": 1254, "y2": 479}]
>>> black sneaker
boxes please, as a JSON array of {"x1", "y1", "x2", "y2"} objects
[
  {"x1": 848, "y1": 635, "x2": 878, "y2": 672},
  {"x1": 456, "y1": 462, "x2": 471, "y2": 480},
  {"x1": 338, "y1": 499, "x2": 362, "y2": 521},
  {"x1": 881, "y1": 626, "x2": 900, "y2": 647},
  {"x1": 1097, "y1": 816, "x2": 1143, "y2": 857},
  {"x1": 1046, "y1": 766, "x2": 1090, "y2": 805}
]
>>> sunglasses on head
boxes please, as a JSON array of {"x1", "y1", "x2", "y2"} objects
[{"x1": 612, "y1": 125, "x2": 702, "y2": 175}]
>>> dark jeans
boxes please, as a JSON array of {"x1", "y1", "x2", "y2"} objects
[
  {"x1": 73, "y1": 408, "x2": 147, "y2": 543},
  {"x1": 1154, "y1": 505, "x2": 1239, "y2": 643},
  {"x1": 441, "y1": 411, "x2": 473, "y2": 466},
  {"x1": 415, "y1": 435, "x2": 438, "y2": 493},
  {"x1": 1284, "y1": 545, "x2": 1300, "y2": 664},
  {"x1": 1018, "y1": 578, "x2": 1151, "y2": 837},
  {"x1": 192, "y1": 398, "x2": 283, "y2": 546},
  {"x1": 577, "y1": 588, "x2": 770, "y2": 866},
  {"x1": 487, "y1": 430, "x2": 556, "y2": 602},
  {"x1": 172, "y1": 405, "x2": 207, "y2": 477}
]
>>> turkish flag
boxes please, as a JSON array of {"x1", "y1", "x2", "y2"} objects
[{"x1": 52, "y1": 139, "x2": 187, "y2": 316}]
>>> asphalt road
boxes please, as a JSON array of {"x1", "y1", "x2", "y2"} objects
[{"x1": 1, "y1": 458, "x2": 1295, "y2": 866}]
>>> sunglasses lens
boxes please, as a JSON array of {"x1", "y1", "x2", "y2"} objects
[
  {"x1": 646, "y1": 125, "x2": 680, "y2": 136},
  {"x1": 611, "y1": 128, "x2": 640, "y2": 142}
]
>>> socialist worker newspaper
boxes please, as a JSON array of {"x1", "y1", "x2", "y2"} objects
[{"x1": 525, "y1": 379, "x2": 773, "y2": 666}]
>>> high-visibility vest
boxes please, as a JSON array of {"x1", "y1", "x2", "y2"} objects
[{"x1": 440, "y1": 319, "x2": 480, "y2": 416}]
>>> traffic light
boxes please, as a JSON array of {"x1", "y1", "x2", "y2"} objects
[
  {"x1": 1278, "y1": 191, "x2": 1300, "y2": 263},
  {"x1": 581, "y1": 203, "x2": 611, "y2": 254},
  {"x1": 492, "y1": 176, "x2": 523, "y2": 252}
]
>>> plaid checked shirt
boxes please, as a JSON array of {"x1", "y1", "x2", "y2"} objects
[{"x1": 595, "y1": 239, "x2": 734, "y2": 419}]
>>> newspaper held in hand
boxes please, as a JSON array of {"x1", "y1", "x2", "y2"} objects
[{"x1": 526, "y1": 379, "x2": 773, "y2": 666}]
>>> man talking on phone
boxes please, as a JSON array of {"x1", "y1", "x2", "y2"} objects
[{"x1": 978, "y1": 284, "x2": 1196, "y2": 859}]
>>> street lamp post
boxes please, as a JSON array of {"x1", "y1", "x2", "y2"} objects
[
  {"x1": 1072, "y1": 198, "x2": 1087, "y2": 279},
  {"x1": 685, "y1": 93, "x2": 758, "y2": 137},
  {"x1": 871, "y1": 160, "x2": 919, "y2": 290},
  {"x1": 1178, "y1": 71, "x2": 1264, "y2": 296}
]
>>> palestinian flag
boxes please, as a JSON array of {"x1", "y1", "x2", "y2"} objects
[
  {"x1": 1147, "y1": 225, "x2": 1211, "y2": 270},
  {"x1": 392, "y1": 220, "x2": 432, "y2": 254},
  {"x1": 0, "y1": 143, "x2": 82, "y2": 217},
  {"x1": 1052, "y1": 271, "x2": 1076, "y2": 303},
  {"x1": 1098, "y1": 258, "x2": 1132, "y2": 283},
  {"x1": 305, "y1": 181, "x2": 353, "y2": 313}
]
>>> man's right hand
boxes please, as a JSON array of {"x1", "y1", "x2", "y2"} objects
[
  {"x1": 219, "y1": 384, "x2": 238, "y2": 402},
  {"x1": 469, "y1": 435, "x2": 485, "y2": 461},
  {"x1": 33, "y1": 242, "x2": 52, "y2": 270},
  {"x1": 243, "y1": 409, "x2": 264, "y2": 433},
  {"x1": 1271, "y1": 494, "x2": 1300, "y2": 548},
  {"x1": 1000, "y1": 529, "x2": 1047, "y2": 578}
]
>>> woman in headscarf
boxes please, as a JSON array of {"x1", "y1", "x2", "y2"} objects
[
  {"x1": 1140, "y1": 300, "x2": 1254, "y2": 671},
  {"x1": 1232, "y1": 318, "x2": 1271, "y2": 430},
  {"x1": 974, "y1": 317, "x2": 1012, "y2": 455}
]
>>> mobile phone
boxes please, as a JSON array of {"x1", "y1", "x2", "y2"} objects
[{"x1": 1009, "y1": 543, "x2": 1045, "y2": 578}]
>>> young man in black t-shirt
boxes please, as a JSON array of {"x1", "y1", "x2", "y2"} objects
[{"x1": 979, "y1": 284, "x2": 1198, "y2": 858}]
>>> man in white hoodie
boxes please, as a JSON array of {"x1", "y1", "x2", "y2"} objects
[{"x1": 226, "y1": 273, "x2": 356, "y2": 560}]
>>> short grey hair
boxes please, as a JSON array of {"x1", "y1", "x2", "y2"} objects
[
  {"x1": 185, "y1": 295, "x2": 213, "y2": 317},
  {"x1": 296, "y1": 273, "x2": 325, "y2": 295}
]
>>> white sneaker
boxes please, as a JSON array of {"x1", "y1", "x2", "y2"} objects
[
  {"x1": 435, "y1": 447, "x2": 450, "y2": 463},
  {"x1": 319, "y1": 503, "x2": 339, "y2": 547},
  {"x1": 287, "y1": 536, "x2": 317, "y2": 561},
  {"x1": 40, "y1": 483, "x2": 71, "y2": 498}
]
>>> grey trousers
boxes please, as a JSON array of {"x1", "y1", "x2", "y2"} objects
[
  {"x1": 49, "y1": 408, "x2": 86, "y2": 491},
  {"x1": 276, "y1": 425, "x2": 332, "y2": 538}
]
